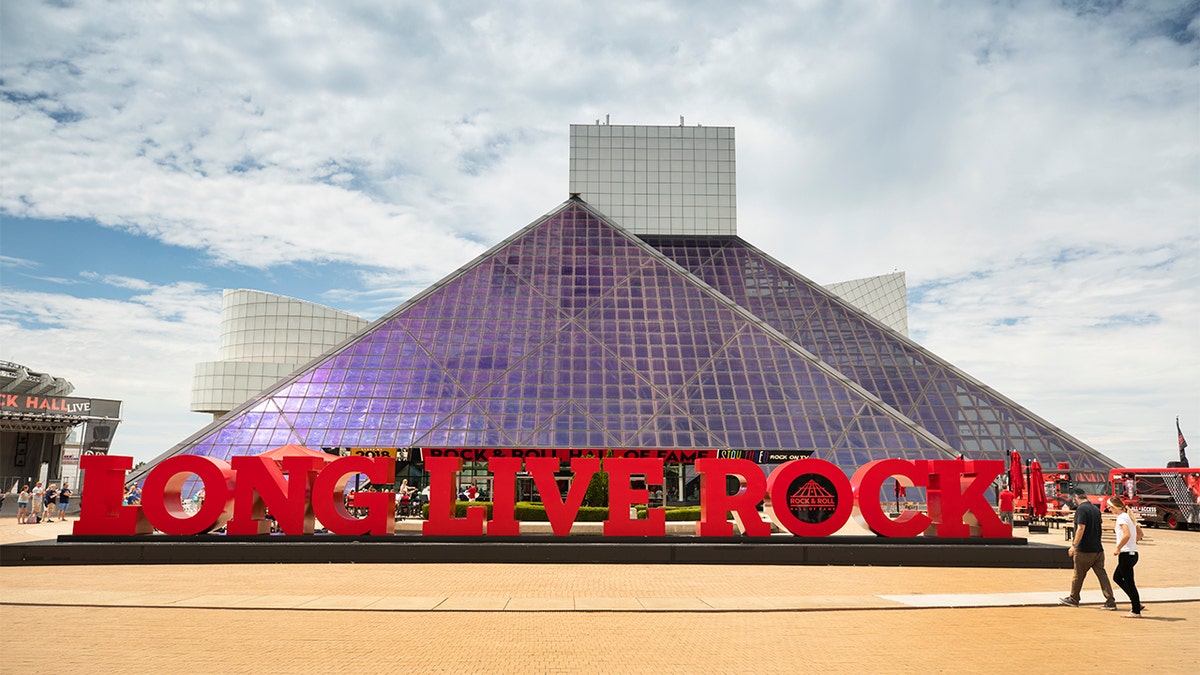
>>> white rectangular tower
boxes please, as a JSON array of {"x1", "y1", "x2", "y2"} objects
[{"x1": 569, "y1": 123, "x2": 736, "y2": 235}]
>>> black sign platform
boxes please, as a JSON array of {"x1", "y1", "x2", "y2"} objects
[{"x1": 1, "y1": 535, "x2": 1070, "y2": 568}]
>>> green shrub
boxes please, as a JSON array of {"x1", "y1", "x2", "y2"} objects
[
  {"x1": 419, "y1": 501, "x2": 709, "y2": 522},
  {"x1": 513, "y1": 501, "x2": 549, "y2": 522},
  {"x1": 583, "y1": 466, "x2": 609, "y2": 507},
  {"x1": 512, "y1": 502, "x2": 609, "y2": 522},
  {"x1": 632, "y1": 505, "x2": 705, "y2": 521},
  {"x1": 420, "y1": 501, "x2": 493, "y2": 519}
]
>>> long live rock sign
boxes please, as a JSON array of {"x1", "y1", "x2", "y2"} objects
[{"x1": 73, "y1": 453, "x2": 1011, "y2": 539}]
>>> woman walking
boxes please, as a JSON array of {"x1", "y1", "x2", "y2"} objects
[{"x1": 1108, "y1": 496, "x2": 1143, "y2": 618}]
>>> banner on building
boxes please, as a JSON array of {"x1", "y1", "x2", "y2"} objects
[
  {"x1": 83, "y1": 420, "x2": 119, "y2": 454},
  {"x1": 1, "y1": 395, "x2": 121, "y2": 418}
]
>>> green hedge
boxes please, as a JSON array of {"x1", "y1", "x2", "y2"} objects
[
  {"x1": 634, "y1": 505, "x2": 705, "y2": 521},
  {"x1": 421, "y1": 502, "x2": 704, "y2": 521},
  {"x1": 514, "y1": 502, "x2": 610, "y2": 522}
]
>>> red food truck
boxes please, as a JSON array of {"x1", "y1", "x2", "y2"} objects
[{"x1": 1108, "y1": 467, "x2": 1200, "y2": 530}]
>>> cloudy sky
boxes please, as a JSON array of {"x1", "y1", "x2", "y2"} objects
[{"x1": 2, "y1": 1, "x2": 1196, "y2": 469}]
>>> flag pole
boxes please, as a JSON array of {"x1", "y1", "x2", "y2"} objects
[{"x1": 1177, "y1": 416, "x2": 1189, "y2": 467}]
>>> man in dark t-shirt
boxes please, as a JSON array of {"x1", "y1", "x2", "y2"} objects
[
  {"x1": 1060, "y1": 487, "x2": 1117, "y2": 608},
  {"x1": 42, "y1": 484, "x2": 59, "y2": 522},
  {"x1": 58, "y1": 481, "x2": 73, "y2": 521}
]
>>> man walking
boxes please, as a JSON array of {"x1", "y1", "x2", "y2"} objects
[{"x1": 1061, "y1": 487, "x2": 1117, "y2": 609}]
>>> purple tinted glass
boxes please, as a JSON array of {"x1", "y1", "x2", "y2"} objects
[
  {"x1": 645, "y1": 236, "x2": 1115, "y2": 472},
  {"x1": 151, "y1": 203, "x2": 978, "y2": 477}
]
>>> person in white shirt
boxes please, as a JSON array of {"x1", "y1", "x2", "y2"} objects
[
  {"x1": 1108, "y1": 496, "x2": 1143, "y2": 618},
  {"x1": 31, "y1": 482, "x2": 44, "y2": 520}
]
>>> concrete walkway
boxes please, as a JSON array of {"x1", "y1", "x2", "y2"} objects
[
  {"x1": 5, "y1": 574, "x2": 1199, "y2": 613},
  {"x1": 3, "y1": 517, "x2": 1198, "y2": 672}
]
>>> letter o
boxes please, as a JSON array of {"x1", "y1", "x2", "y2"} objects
[
  {"x1": 765, "y1": 458, "x2": 853, "y2": 537},
  {"x1": 141, "y1": 455, "x2": 235, "y2": 535}
]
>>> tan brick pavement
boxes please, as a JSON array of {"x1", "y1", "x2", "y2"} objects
[{"x1": 3, "y1": 518, "x2": 1198, "y2": 673}]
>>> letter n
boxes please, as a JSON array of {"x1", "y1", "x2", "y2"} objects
[{"x1": 227, "y1": 455, "x2": 323, "y2": 535}]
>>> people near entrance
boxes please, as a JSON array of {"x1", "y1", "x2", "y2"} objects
[
  {"x1": 42, "y1": 483, "x2": 59, "y2": 522},
  {"x1": 58, "y1": 481, "x2": 73, "y2": 521},
  {"x1": 17, "y1": 484, "x2": 31, "y2": 523},
  {"x1": 999, "y1": 485, "x2": 1015, "y2": 525},
  {"x1": 395, "y1": 479, "x2": 419, "y2": 519},
  {"x1": 31, "y1": 481, "x2": 44, "y2": 521},
  {"x1": 1060, "y1": 487, "x2": 1118, "y2": 610},
  {"x1": 467, "y1": 484, "x2": 477, "y2": 502},
  {"x1": 1108, "y1": 496, "x2": 1144, "y2": 618}
]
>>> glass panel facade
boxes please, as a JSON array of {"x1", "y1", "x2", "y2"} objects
[
  {"x1": 146, "y1": 202, "x2": 962, "y2": 480},
  {"x1": 644, "y1": 236, "x2": 1118, "y2": 472}
]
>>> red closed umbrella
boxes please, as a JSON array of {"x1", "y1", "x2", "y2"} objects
[
  {"x1": 1009, "y1": 450, "x2": 1024, "y2": 500},
  {"x1": 1028, "y1": 459, "x2": 1047, "y2": 518}
]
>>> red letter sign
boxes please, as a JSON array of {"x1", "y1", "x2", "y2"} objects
[
  {"x1": 603, "y1": 458, "x2": 666, "y2": 536},
  {"x1": 694, "y1": 458, "x2": 770, "y2": 537},
  {"x1": 529, "y1": 457, "x2": 598, "y2": 536},
  {"x1": 312, "y1": 456, "x2": 395, "y2": 535},
  {"x1": 422, "y1": 456, "x2": 485, "y2": 536},
  {"x1": 227, "y1": 455, "x2": 323, "y2": 535},
  {"x1": 920, "y1": 459, "x2": 1010, "y2": 538},
  {"x1": 72, "y1": 454, "x2": 151, "y2": 535},
  {"x1": 140, "y1": 455, "x2": 235, "y2": 535},
  {"x1": 849, "y1": 459, "x2": 931, "y2": 538},
  {"x1": 486, "y1": 457, "x2": 522, "y2": 536},
  {"x1": 765, "y1": 458, "x2": 852, "y2": 537}
]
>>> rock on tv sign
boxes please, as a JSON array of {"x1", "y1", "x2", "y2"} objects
[{"x1": 72, "y1": 454, "x2": 1011, "y2": 538}]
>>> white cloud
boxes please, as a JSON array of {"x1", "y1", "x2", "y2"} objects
[
  {"x1": 80, "y1": 271, "x2": 154, "y2": 291},
  {"x1": 910, "y1": 240, "x2": 1199, "y2": 467},
  {"x1": 0, "y1": 282, "x2": 221, "y2": 463}
]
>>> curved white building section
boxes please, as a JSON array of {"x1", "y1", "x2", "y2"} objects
[{"x1": 191, "y1": 289, "x2": 369, "y2": 418}]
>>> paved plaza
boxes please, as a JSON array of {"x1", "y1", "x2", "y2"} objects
[{"x1": 3, "y1": 517, "x2": 1198, "y2": 673}]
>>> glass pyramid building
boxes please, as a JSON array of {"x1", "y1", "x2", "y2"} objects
[
  {"x1": 141, "y1": 198, "x2": 1116, "y2": 485},
  {"x1": 137, "y1": 123, "x2": 1118, "y2": 494}
]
